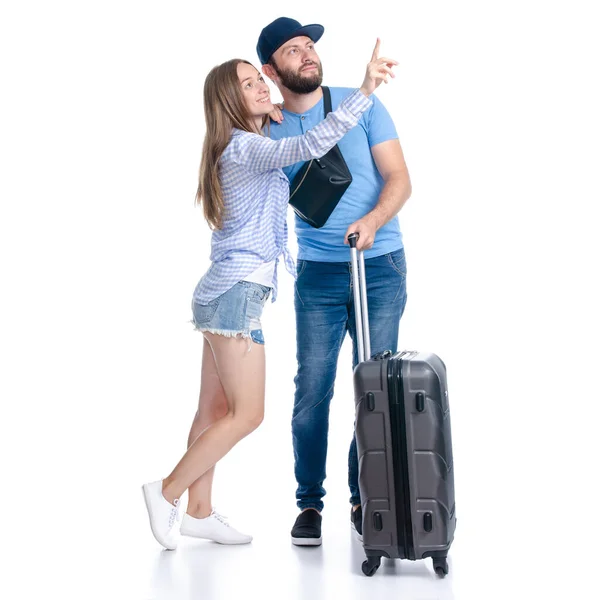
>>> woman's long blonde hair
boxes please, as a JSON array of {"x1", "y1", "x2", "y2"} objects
[{"x1": 195, "y1": 59, "x2": 268, "y2": 230}]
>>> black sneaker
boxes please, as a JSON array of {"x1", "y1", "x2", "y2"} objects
[
  {"x1": 351, "y1": 505, "x2": 363, "y2": 541},
  {"x1": 291, "y1": 509, "x2": 322, "y2": 546}
]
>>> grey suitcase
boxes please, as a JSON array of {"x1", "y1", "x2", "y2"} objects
[{"x1": 349, "y1": 233, "x2": 456, "y2": 577}]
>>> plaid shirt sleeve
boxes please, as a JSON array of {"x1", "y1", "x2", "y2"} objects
[{"x1": 228, "y1": 89, "x2": 372, "y2": 174}]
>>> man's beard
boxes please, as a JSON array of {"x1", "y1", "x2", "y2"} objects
[{"x1": 273, "y1": 61, "x2": 323, "y2": 94}]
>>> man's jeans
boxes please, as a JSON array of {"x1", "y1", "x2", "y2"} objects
[{"x1": 292, "y1": 249, "x2": 407, "y2": 512}]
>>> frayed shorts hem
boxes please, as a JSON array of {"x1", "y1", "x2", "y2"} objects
[{"x1": 190, "y1": 321, "x2": 266, "y2": 346}]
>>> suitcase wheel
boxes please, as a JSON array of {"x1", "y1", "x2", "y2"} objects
[
  {"x1": 361, "y1": 556, "x2": 381, "y2": 577},
  {"x1": 432, "y1": 557, "x2": 449, "y2": 577}
]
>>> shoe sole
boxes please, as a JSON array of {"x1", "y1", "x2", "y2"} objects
[
  {"x1": 180, "y1": 529, "x2": 252, "y2": 545},
  {"x1": 142, "y1": 485, "x2": 177, "y2": 551},
  {"x1": 291, "y1": 536, "x2": 322, "y2": 546},
  {"x1": 351, "y1": 522, "x2": 363, "y2": 543}
]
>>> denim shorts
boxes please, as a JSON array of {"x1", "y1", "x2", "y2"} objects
[{"x1": 191, "y1": 281, "x2": 271, "y2": 345}]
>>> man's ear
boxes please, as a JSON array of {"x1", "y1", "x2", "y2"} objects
[{"x1": 262, "y1": 64, "x2": 276, "y2": 82}]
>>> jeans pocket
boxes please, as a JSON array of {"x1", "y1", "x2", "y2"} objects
[
  {"x1": 387, "y1": 249, "x2": 407, "y2": 277},
  {"x1": 192, "y1": 297, "x2": 220, "y2": 325},
  {"x1": 250, "y1": 284, "x2": 271, "y2": 304},
  {"x1": 294, "y1": 261, "x2": 308, "y2": 306},
  {"x1": 296, "y1": 259, "x2": 307, "y2": 279}
]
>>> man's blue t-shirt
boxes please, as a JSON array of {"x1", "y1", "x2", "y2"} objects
[{"x1": 268, "y1": 86, "x2": 403, "y2": 262}]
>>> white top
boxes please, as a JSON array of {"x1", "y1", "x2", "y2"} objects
[{"x1": 242, "y1": 260, "x2": 276, "y2": 288}]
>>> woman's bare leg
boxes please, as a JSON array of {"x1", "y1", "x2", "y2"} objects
[
  {"x1": 162, "y1": 332, "x2": 265, "y2": 503},
  {"x1": 185, "y1": 337, "x2": 228, "y2": 518}
]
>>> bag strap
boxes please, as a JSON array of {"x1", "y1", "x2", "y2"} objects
[
  {"x1": 322, "y1": 86, "x2": 332, "y2": 115},
  {"x1": 289, "y1": 86, "x2": 333, "y2": 201}
]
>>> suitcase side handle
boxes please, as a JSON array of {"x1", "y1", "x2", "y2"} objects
[{"x1": 348, "y1": 232, "x2": 371, "y2": 363}]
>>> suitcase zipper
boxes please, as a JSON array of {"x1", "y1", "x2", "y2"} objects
[{"x1": 388, "y1": 356, "x2": 415, "y2": 560}]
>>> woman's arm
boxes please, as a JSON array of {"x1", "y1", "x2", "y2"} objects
[{"x1": 229, "y1": 89, "x2": 371, "y2": 173}]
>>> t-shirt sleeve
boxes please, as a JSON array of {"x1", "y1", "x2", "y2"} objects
[{"x1": 366, "y1": 93, "x2": 398, "y2": 148}]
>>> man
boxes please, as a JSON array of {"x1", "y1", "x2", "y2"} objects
[{"x1": 257, "y1": 17, "x2": 412, "y2": 546}]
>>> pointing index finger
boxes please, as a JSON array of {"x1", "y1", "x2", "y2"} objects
[{"x1": 372, "y1": 38, "x2": 381, "y2": 61}]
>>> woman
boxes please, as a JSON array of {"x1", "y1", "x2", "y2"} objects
[{"x1": 142, "y1": 40, "x2": 397, "y2": 550}]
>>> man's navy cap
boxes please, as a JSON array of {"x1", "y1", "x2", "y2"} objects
[{"x1": 257, "y1": 17, "x2": 324, "y2": 66}]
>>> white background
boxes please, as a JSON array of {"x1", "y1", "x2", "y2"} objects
[{"x1": 1, "y1": 1, "x2": 599, "y2": 598}]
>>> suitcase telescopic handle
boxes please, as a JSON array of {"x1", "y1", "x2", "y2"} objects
[{"x1": 348, "y1": 233, "x2": 371, "y2": 363}]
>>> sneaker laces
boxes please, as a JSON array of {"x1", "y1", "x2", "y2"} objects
[
  {"x1": 168, "y1": 498, "x2": 180, "y2": 528},
  {"x1": 211, "y1": 508, "x2": 230, "y2": 527}
]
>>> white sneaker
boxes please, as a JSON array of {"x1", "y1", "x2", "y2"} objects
[
  {"x1": 142, "y1": 480, "x2": 180, "y2": 550},
  {"x1": 180, "y1": 510, "x2": 252, "y2": 545}
]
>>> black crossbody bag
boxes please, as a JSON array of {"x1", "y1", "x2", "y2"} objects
[{"x1": 288, "y1": 87, "x2": 353, "y2": 228}]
